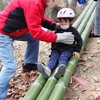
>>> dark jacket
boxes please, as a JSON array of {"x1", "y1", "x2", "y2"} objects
[{"x1": 51, "y1": 26, "x2": 83, "y2": 53}]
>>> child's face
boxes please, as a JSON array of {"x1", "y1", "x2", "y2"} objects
[
  {"x1": 59, "y1": 18, "x2": 71, "y2": 30},
  {"x1": 59, "y1": 18, "x2": 70, "y2": 25}
]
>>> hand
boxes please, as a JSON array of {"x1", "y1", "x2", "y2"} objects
[
  {"x1": 73, "y1": 52, "x2": 80, "y2": 58},
  {"x1": 56, "y1": 32, "x2": 74, "y2": 44}
]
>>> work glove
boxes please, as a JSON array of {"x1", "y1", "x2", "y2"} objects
[{"x1": 56, "y1": 32, "x2": 74, "y2": 44}]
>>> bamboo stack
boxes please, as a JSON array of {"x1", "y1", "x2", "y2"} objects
[{"x1": 23, "y1": 1, "x2": 96, "y2": 100}]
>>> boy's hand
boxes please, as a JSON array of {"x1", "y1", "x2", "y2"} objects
[{"x1": 73, "y1": 52, "x2": 80, "y2": 59}]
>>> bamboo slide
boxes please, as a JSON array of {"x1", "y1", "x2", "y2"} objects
[
  {"x1": 48, "y1": 5, "x2": 95, "y2": 100},
  {"x1": 23, "y1": 1, "x2": 96, "y2": 100}
]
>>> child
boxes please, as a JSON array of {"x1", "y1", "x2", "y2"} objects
[{"x1": 37, "y1": 8, "x2": 83, "y2": 79}]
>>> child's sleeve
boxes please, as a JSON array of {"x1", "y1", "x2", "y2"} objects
[{"x1": 74, "y1": 29, "x2": 83, "y2": 52}]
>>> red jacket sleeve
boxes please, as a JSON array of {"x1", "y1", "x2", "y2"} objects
[{"x1": 23, "y1": 2, "x2": 57, "y2": 42}]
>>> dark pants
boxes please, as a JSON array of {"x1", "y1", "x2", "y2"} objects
[{"x1": 47, "y1": 51, "x2": 72, "y2": 71}]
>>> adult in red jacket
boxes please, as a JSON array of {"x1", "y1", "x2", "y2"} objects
[{"x1": 0, "y1": 0, "x2": 74, "y2": 99}]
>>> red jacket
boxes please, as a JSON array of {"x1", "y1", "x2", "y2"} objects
[{"x1": 0, "y1": 0, "x2": 57, "y2": 42}]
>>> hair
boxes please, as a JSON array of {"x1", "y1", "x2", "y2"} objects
[{"x1": 58, "y1": 17, "x2": 74, "y2": 22}]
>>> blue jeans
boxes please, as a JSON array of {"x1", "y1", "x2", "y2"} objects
[
  {"x1": 94, "y1": 0, "x2": 100, "y2": 34},
  {"x1": 0, "y1": 32, "x2": 39, "y2": 100}
]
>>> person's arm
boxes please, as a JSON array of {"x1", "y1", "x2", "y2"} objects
[
  {"x1": 23, "y1": 2, "x2": 75, "y2": 44},
  {"x1": 41, "y1": 17, "x2": 57, "y2": 31},
  {"x1": 23, "y1": 2, "x2": 57, "y2": 42},
  {"x1": 74, "y1": 29, "x2": 83, "y2": 52},
  {"x1": 72, "y1": 29, "x2": 83, "y2": 58}
]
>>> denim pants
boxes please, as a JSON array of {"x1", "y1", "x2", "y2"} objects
[
  {"x1": 94, "y1": 0, "x2": 100, "y2": 34},
  {"x1": 0, "y1": 32, "x2": 39, "y2": 100}
]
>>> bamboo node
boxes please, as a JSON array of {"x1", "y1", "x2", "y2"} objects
[
  {"x1": 66, "y1": 69, "x2": 73, "y2": 75},
  {"x1": 32, "y1": 81, "x2": 42, "y2": 88}
]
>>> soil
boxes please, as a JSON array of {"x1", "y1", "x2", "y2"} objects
[
  {"x1": 2, "y1": 37, "x2": 100, "y2": 100},
  {"x1": 63, "y1": 38, "x2": 100, "y2": 100}
]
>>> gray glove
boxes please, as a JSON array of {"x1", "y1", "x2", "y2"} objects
[{"x1": 56, "y1": 32, "x2": 74, "y2": 44}]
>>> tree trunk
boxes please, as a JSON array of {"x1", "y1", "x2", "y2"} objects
[
  {"x1": 68, "y1": 0, "x2": 77, "y2": 13},
  {"x1": 0, "y1": 0, "x2": 10, "y2": 11},
  {"x1": 49, "y1": 0, "x2": 77, "y2": 22}
]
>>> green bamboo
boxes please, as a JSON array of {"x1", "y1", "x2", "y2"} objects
[
  {"x1": 73, "y1": 0, "x2": 93, "y2": 28},
  {"x1": 23, "y1": 75, "x2": 46, "y2": 100},
  {"x1": 23, "y1": 1, "x2": 95, "y2": 100},
  {"x1": 81, "y1": 10, "x2": 95, "y2": 52},
  {"x1": 48, "y1": 8, "x2": 95, "y2": 100},
  {"x1": 77, "y1": 1, "x2": 96, "y2": 34},
  {"x1": 36, "y1": 76, "x2": 57, "y2": 100},
  {"x1": 34, "y1": 2, "x2": 95, "y2": 100}
]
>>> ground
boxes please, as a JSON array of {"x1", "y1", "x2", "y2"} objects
[
  {"x1": 63, "y1": 38, "x2": 100, "y2": 100},
  {"x1": 1, "y1": 38, "x2": 100, "y2": 100}
]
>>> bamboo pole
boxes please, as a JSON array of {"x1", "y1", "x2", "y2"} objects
[
  {"x1": 23, "y1": 75, "x2": 46, "y2": 100},
  {"x1": 77, "y1": 2, "x2": 96, "y2": 34},
  {"x1": 48, "y1": 8, "x2": 95, "y2": 100},
  {"x1": 73, "y1": 0, "x2": 93, "y2": 28},
  {"x1": 23, "y1": 1, "x2": 96, "y2": 100},
  {"x1": 35, "y1": 2, "x2": 95, "y2": 100},
  {"x1": 36, "y1": 76, "x2": 57, "y2": 100}
]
